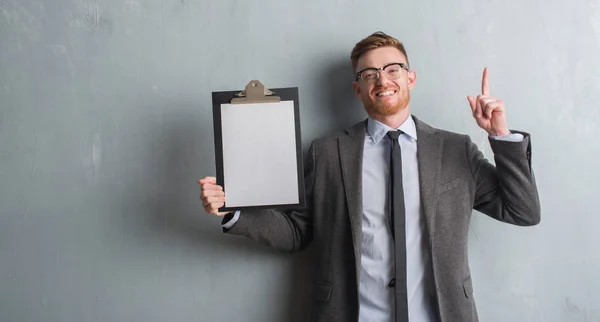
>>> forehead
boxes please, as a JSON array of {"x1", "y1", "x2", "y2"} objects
[{"x1": 356, "y1": 46, "x2": 407, "y2": 71}]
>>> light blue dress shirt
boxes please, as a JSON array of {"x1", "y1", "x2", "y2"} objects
[
  {"x1": 359, "y1": 116, "x2": 437, "y2": 322},
  {"x1": 223, "y1": 115, "x2": 523, "y2": 322}
]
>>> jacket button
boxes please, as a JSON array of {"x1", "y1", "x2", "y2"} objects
[{"x1": 388, "y1": 278, "x2": 396, "y2": 288}]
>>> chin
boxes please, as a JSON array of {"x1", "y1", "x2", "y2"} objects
[
  {"x1": 366, "y1": 101, "x2": 406, "y2": 117},
  {"x1": 363, "y1": 92, "x2": 410, "y2": 117}
]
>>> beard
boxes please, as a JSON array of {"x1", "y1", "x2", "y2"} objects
[{"x1": 362, "y1": 86, "x2": 410, "y2": 117}]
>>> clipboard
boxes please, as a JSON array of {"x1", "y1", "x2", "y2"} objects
[{"x1": 212, "y1": 80, "x2": 305, "y2": 212}]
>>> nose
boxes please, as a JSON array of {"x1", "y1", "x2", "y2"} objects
[{"x1": 375, "y1": 70, "x2": 393, "y2": 86}]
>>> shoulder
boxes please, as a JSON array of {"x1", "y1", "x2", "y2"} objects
[
  {"x1": 413, "y1": 115, "x2": 470, "y2": 145},
  {"x1": 310, "y1": 119, "x2": 367, "y2": 146}
]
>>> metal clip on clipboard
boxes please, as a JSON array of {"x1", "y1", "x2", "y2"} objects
[{"x1": 231, "y1": 80, "x2": 281, "y2": 104}]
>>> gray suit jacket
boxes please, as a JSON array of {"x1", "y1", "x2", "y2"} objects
[{"x1": 225, "y1": 116, "x2": 541, "y2": 322}]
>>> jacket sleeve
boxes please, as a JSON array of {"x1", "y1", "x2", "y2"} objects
[
  {"x1": 467, "y1": 131, "x2": 541, "y2": 226},
  {"x1": 221, "y1": 142, "x2": 317, "y2": 253}
]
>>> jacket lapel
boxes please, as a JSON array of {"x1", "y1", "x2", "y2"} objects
[
  {"x1": 338, "y1": 120, "x2": 367, "y2": 282},
  {"x1": 414, "y1": 116, "x2": 443, "y2": 247},
  {"x1": 337, "y1": 117, "x2": 442, "y2": 284}
]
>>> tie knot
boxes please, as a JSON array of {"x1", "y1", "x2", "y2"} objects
[{"x1": 387, "y1": 130, "x2": 403, "y2": 141}]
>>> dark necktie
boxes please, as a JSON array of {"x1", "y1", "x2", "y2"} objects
[{"x1": 387, "y1": 130, "x2": 409, "y2": 322}]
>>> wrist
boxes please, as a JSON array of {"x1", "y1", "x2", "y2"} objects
[{"x1": 487, "y1": 128, "x2": 510, "y2": 136}]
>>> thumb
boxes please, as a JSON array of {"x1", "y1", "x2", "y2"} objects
[{"x1": 467, "y1": 96, "x2": 476, "y2": 113}]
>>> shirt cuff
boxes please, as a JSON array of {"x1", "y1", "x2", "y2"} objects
[
  {"x1": 222, "y1": 211, "x2": 241, "y2": 229},
  {"x1": 489, "y1": 133, "x2": 524, "y2": 142}
]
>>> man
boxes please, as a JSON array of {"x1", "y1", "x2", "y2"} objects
[{"x1": 199, "y1": 32, "x2": 540, "y2": 322}]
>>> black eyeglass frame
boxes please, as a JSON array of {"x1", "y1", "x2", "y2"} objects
[{"x1": 356, "y1": 63, "x2": 410, "y2": 81}]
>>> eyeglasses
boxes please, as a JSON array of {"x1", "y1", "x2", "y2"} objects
[{"x1": 356, "y1": 63, "x2": 410, "y2": 82}]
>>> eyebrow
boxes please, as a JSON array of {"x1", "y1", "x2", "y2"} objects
[{"x1": 357, "y1": 62, "x2": 408, "y2": 70}]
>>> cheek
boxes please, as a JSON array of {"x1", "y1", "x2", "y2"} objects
[
  {"x1": 394, "y1": 81, "x2": 410, "y2": 94},
  {"x1": 356, "y1": 85, "x2": 370, "y2": 100}
]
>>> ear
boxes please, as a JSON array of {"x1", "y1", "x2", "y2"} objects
[
  {"x1": 407, "y1": 70, "x2": 417, "y2": 91},
  {"x1": 352, "y1": 81, "x2": 362, "y2": 99}
]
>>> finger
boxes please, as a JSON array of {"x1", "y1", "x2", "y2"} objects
[
  {"x1": 477, "y1": 96, "x2": 500, "y2": 118},
  {"x1": 482, "y1": 67, "x2": 490, "y2": 96},
  {"x1": 198, "y1": 176, "x2": 217, "y2": 185},
  {"x1": 203, "y1": 197, "x2": 226, "y2": 207},
  {"x1": 200, "y1": 192, "x2": 225, "y2": 201},
  {"x1": 204, "y1": 204, "x2": 218, "y2": 215},
  {"x1": 201, "y1": 184, "x2": 223, "y2": 196},
  {"x1": 467, "y1": 96, "x2": 477, "y2": 114},
  {"x1": 201, "y1": 189, "x2": 225, "y2": 199},
  {"x1": 201, "y1": 183, "x2": 223, "y2": 192},
  {"x1": 206, "y1": 202, "x2": 226, "y2": 215},
  {"x1": 477, "y1": 96, "x2": 496, "y2": 105},
  {"x1": 475, "y1": 98, "x2": 483, "y2": 119},
  {"x1": 476, "y1": 95, "x2": 496, "y2": 116},
  {"x1": 483, "y1": 101, "x2": 503, "y2": 119},
  {"x1": 476, "y1": 96, "x2": 495, "y2": 109},
  {"x1": 203, "y1": 202, "x2": 225, "y2": 214}
]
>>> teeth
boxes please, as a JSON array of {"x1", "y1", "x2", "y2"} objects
[{"x1": 376, "y1": 90, "x2": 395, "y2": 97}]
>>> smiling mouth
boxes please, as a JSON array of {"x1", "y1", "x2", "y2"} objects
[{"x1": 375, "y1": 90, "x2": 396, "y2": 97}]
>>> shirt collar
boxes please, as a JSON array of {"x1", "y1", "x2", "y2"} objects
[{"x1": 366, "y1": 115, "x2": 418, "y2": 144}]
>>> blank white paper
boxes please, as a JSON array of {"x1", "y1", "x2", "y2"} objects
[{"x1": 220, "y1": 100, "x2": 300, "y2": 208}]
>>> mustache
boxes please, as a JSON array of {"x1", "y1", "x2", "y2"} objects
[{"x1": 372, "y1": 86, "x2": 399, "y2": 92}]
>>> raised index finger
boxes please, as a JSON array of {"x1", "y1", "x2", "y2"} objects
[{"x1": 482, "y1": 67, "x2": 490, "y2": 95}]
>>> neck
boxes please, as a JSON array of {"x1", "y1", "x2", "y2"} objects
[{"x1": 369, "y1": 108, "x2": 410, "y2": 129}]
